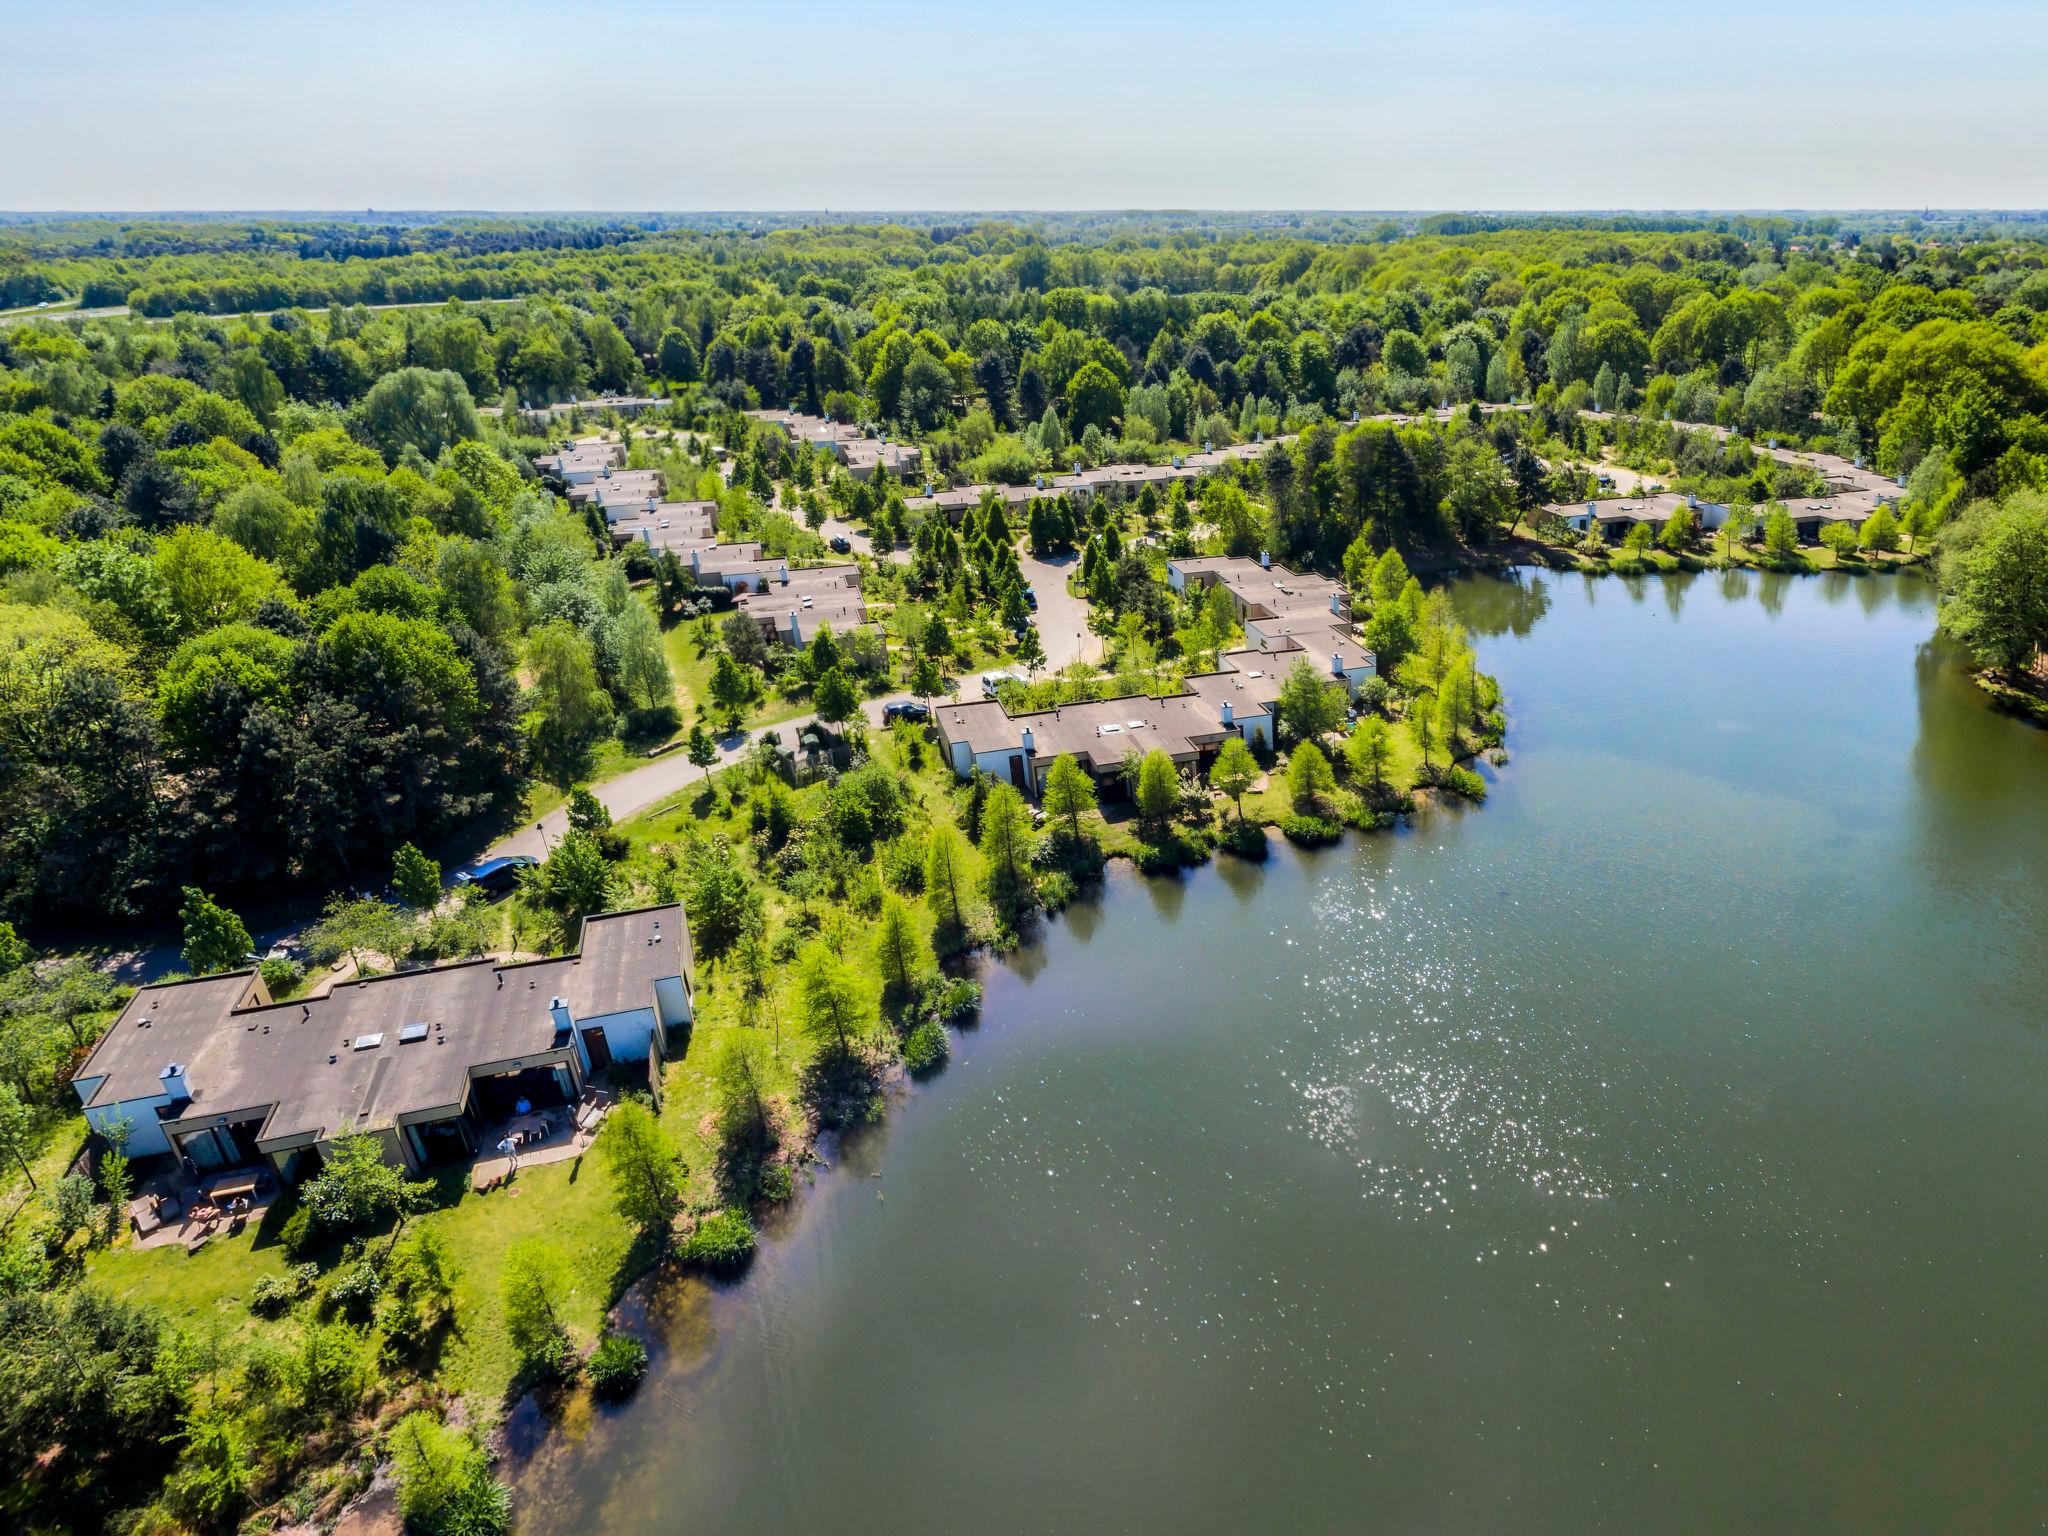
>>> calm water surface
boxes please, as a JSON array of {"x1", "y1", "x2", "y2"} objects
[{"x1": 519, "y1": 570, "x2": 2048, "y2": 1534}]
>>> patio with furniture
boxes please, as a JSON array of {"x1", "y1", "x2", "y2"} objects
[
  {"x1": 469, "y1": 1087, "x2": 617, "y2": 1192},
  {"x1": 127, "y1": 1166, "x2": 281, "y2": 1251}
]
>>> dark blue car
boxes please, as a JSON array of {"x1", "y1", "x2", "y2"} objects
[{"x1": 453, "y1": 854, "x2": 537, "y2": 895}]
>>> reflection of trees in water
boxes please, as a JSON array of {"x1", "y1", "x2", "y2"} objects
[
  {"x1": 1450, "y1": 571, "x2": 1553, "y2": 637},
  {"x1": 1662, "y1": 570, "x2": 1692, "y2": 623},
  {"x1": 1756, "y1": 571, "x2": 1789, "y2": 618},
  {"x1": 1717, "y1": 566, "x2": 1752, "y2": 604},
  {"x1": 1908, "y1": 633, "x2": 2048, "y2": 1001}
]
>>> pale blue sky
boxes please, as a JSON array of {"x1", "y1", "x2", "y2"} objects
[{"x1": 7, "y1": 0, "x2": 2047, "y2": 210}]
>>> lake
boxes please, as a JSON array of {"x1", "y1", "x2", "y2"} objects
[{"x1": 514, "y1": 569, "x2": 2048, "y2": 1534}]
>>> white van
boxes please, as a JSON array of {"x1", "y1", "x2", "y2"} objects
[{"x1": 981, "y1": 670, "x2": 1022, "y2": 699}]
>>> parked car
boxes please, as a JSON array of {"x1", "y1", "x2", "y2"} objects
[
  {"x1": 884, "y1": 700, "x2": 930, "y2": 723},
  {"x1": 1023, "y1": 585, "x2": 1038, "y2": 610},
  {"x1": 828, "y1": 535, "x2": 852, "y2": 554},
  {"x1": 452, "y1": 854, "x2": 538, "y2": 895}
]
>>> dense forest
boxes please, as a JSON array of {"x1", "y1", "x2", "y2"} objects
[{"x1": 4, "y1": 214, "x2": 2047, "y2": 941}]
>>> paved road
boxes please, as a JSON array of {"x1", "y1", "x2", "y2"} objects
[
  {"x1": 1017, "y1": 546, "x2": 1100, "y2": 669},
  {"x1": 484, "y1": 688, "x2": 918, "y2": 862},
  {"x1": 1, "y1": 294, "x2": 524, "y2": 329},
  {"x1": 819, "y1": 514, "x2": 910, "y2": 566}
]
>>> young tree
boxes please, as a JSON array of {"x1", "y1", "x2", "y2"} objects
[
  {"x1": 709, "y1": 652, "x2": 757, "y2": 733},
  {"x1": 1275, "y1": 658, "x2": 1346, "y2": 746},
  {"x1": 391, "y1": 842, "x2": 441, "y2": 911},
  {"x1": 813, "y1": 665, "x2": 858, "y2": 727},
  {"x1": 1208, "y1": 736, "x2": 1260, "y2": 819},
  {"x1": 594, "y1": 1099, "x2": 683, "y2": 1233},
  {"x1": 0, "y1": 1082, "x2": 38, "y2": 1188},
  {"x1": 180, "y1": 887, "x2": 252, "y2": 975},
  {"x1": 301, "y1": 1130, "x2": 412, "y2": 1232},
  {"x1": 308, "y1": 894, "x2": 409, "y2": 975},
  {"x1": 686, "y1": 721, "x2": 720, "y2": 779},
  {"x1": 1659, "y1": 505, "x2": 1697, "y2": 552},
  {"x1": 1345, "y1": 714, "x2": 1394, "y2": 796},
  {"x1": 1133, "y1": 747, "x2": 1180, "y2": 831},
  {"x1": 924, "y1": 823, "x2": 970, "y2": 933},
  {"x1": 873, "y1": 894, "x2": 931, "y2": 1002},
  {"x1": 527, "y1": 831, "x2": 620, "y2": 928},
  {"x1": 1763, "y1": 507, "x2": 1799, "y2": 560},
  {"x1": 1861, "y1": 505, "x2": 1901, "y2": 553},
  {"x1": 797, "y1": 941, "x2": 871, "y2": 1059},
  {"x1": 1286, "y1": 741, "x2": 1336, "y2": 811},
  {"x1": 712, "y1": 1034, "x2": 774, "y2": 1157},
  {"x1": 978, "y1": 783, "x2": 1037, "y2": 910},
  {"x1": 1040, "y1": 753, "x2": 1097, "y2": 842},
  {"x1": 500, "y1": 1239, "x2": 574, "y2": 1362}
]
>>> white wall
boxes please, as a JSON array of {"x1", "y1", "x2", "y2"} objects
[{"x1": 578, "y1": 1006, "x2": 659, "y2": 1064}]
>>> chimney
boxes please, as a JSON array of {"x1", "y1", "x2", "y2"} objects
[
  {"x1": 1331, "y1": 651, "x2": 1345, "y2": 679},
  {"x1": 647, "y1": 493, "x2": 658, "y2": 513},
  {"x1": 1586, "y1": 502, "x2": 1597, "y2": 517},
  {"x1": 779, "y1": 561, "x2": 789, "y2": 584},
  {"x1": 1259, "y1": 550, "x2": 1271, "y2": 569},
  {"x1": 1221, "y1": 700, "x2": 1234, "y2": 727},
  {"x1": 1687, "y1": 492, "x2": 1699, "y2": 509},
  {"x1": 1896, "y1": 473, "x2": 1907, "y2": 489},
  {"x1": 1021, "y1": 726, "x2": 1035, "y2": 755},
  {"x1": 159, "y1": 1062, "x2": 190, "y2": 1105}
]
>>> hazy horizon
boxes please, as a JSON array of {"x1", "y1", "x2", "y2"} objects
[{"x1": 11, "y1": 0, "x2": 2048, "y2": 211}]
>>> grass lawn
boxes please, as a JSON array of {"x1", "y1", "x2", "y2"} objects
[
  {"x1": 87, "y1": 1206, "x2": 299, "y2": 1353},
  {"x1": 1, "y1": 1107, "x2": 91, "y2": 1212}
]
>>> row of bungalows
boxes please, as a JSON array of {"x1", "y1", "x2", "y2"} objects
[
  {"x1": 71, "y1": 906, "x2": 693, "y2": 1185},
  {"x1": 1164, "y1": 555, "x2": 1377, "y2": 693},
  {"x1": 686, "y1": 543, "x2": 867, "y2": 645},
  {"x1": 1544, "y1": 483, "x2": 1904, "y2": 543},
  {"x1": 936, "y1": 557, "x2": 1377, "y2": 798},
  {"x1": 750, "y1": 410, "x2": 923, "y2": 482},
  {"x1": 483, "y1": 394, "x2": 670, "y2": 421},
  {"x1": 533, "y1": 437, "x2": 625, "y2": 485},
  {"x1": 903, "y1": 438, "x2": 1291, "y2": 522}
]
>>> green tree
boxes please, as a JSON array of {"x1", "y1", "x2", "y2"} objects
[
  {"x1": 0, "y1": 1082, "x2": 38, "y2": 1189},
  {"x1": 1659, "y1": 505, "x2": 1697, "y2": 552},
  {"x1": 594, "y1": 1099, "x2": 683, "y2": 1233},
  {"x1": 873, "y1": 894, "x2": 931, "y2": 1001},
  {"x1": 813, "y1": 665, "x2": 858, "y2": 727},
  {"x1": 1275, "y1": 657, "x2": 1346, "y2": 746},
  {"x1": 1937, "y1": 495, "x2": 2048, "y2": 675},
  {"x1": 391, "y1": 842, "x2": 441, "y2": 910},
  {"x1": 1040, "y1": 752, "x2": 1097, "y2": 841},
  {"x1": 615, "y1": 597, "x2": 675, "y2": 714},
  {"x1": 1134, "y1": 747, "x2": 1180, "y2": 831},
  {"x1": 180, "y1": 886, "x2": 251, "y2": 975},
  {"x1": 1861, "y1": 505, "x2": 1901, "y2": 553},
  {"x1": 686, "y1": 722, "x2": 719, "y2": 777},
  {"x1": 351, "y1": 367, "x2": 481, "y2": 465},
  {"x1": 527, "y1": 622, "x2": 614, "y2": 788},
  {"x1": 978, "y1": 782, "x2": 1037, "y2": 911},
  {"x1": 389, "y1": 1410, "x2": 511, "y2": 1536},
  {"x1": 1064, "y1": 360, "x2": 1126, "y2": 437},
  {"x1": 712, "y1": 1034, "x2": 774, "y2": 1157},
  {"x1": 1285, "y1": 741, "x2": 1336, "y2": 811},
  {"x1": 797, "y1": 941, "x2": 871, "y2": 1059},
  {"x1": 307, "y1": 894, "x2": 409, "y2": 974},
  {"x1": 924, "y1": 822, "x2": 970, "y2": 933},
  {"x1": 1763, "y1": 507, "x2": 1799, "y2": 560},
  {"x1": 1344, "y1": 715, "x2": 1393, "y2": 795},
  {"x1": 527, "y1": 831, "x2": 619, "y2": 928},
  {"x1": 709, "y1": 652, "x2": 758, "y2": 732},
  {"x1": 1207, "y1": 736, "x2": 1260, "y2": 820},
  {"x1": 500, "y1": 1238, "x2": 574, "y2": 1363},
  {"x1": 301, "y1": 1130, "x2": 411, "y2": 1232}
]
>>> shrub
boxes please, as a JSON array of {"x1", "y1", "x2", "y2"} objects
[
  {"x1": 921, "y1": 975, "x2": 982, "y2": 1023},
  {"x1": 680, "y1": 1208, "x2": 756, "y2": 1270},
  {"x1": 756, "y1": 1164, "x2": 794, "y2": 1203},
  {"x1": 278, "y1": 1203, "x2": 315, "y2": 1260},
  {"x1": 249, "y1": 1262, "x2": 319, "y2": 1317},
  {"x1": 324, "y1": 1260, "x2": 382, "y2": 1320},
  {"x1": 1441, "y1": 765, "x2": 1488, "y2": 801},
  {"x1": 257, "y1": 956, "x2": 303, "y2": 996},
  {"x1": 1219, "y1": 817, "x2": 1269, "y2": 858},
  {"x1": 1278, "y1": 814, "x2": 1342, "y2": 846},
  {"x1": 1354, "y1": 675, "x2": 1392, "y2": 715},
  {"x1": 903, "y1": 1019, "x2": 949, "y2": 1076},
  {"x1": 588, "y1": 1333, "x2": 650, "y2": 1400},
  {"x1": 1038, "y1": 870, "x2": 1076, "y2": 910}
]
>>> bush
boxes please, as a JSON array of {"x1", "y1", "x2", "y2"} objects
[
  {"x1": 249, "y1": 1262, "x2": 319, "y2": 1317},
  {"x1": 1278, "y1": 814, "x2": 1342, "y2": 846},
  {"x1": 920, "y1": 975, "x2": 981, "y2": 1024},
  {"x1": 621, "y1": 703, "x2": 682, "y2": 743},
  {"x1": 680, "y1": 1208, "x2": 756, "y2": 1271},
  {"x1": 902, "y1": 1019, "x2": 949, "y2": 1076},
  {"x1": 756, "y1": 1164, "x2": 794, "y2": 1203},
  {"x1": 324, "y1": 1260, "x2": 382, "y2": 1320},
  {"x1": 1354, "y1": 675, "x2": 1392, "y2": 716},
  {"x1": 588, "y1": 1333, "x2": 650, "y2": 1399},
  {"x1": 278, "y1": 1203, "x2": 315, "y2": 1260},
  {"x1": 1441, "y1": 765, "x2": 1487, "y2": 801},
  {"x1": 1218, "y1": 817, "x2": 1269, "y2": 858},
  {"x1": 257, "y1": 956, "x2": 303, "y2": 996}
]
